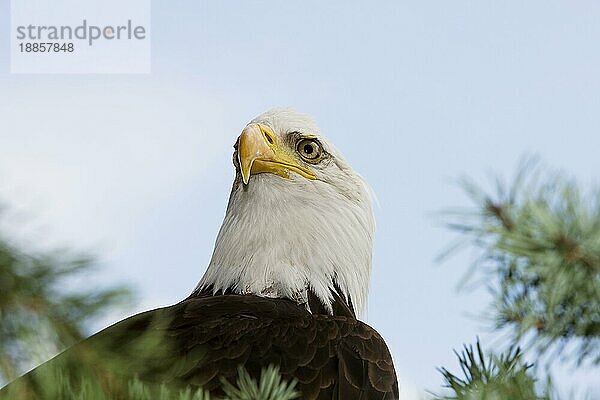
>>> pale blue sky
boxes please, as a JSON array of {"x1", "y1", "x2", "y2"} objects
[{"x1": 1, "y1": 1, "x2": 599, "y2": 398}]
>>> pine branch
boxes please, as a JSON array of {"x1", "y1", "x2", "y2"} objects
[
  {"x1": 220, "y1": 365, "x2": 299, "y2": 400},
  {"x1": 432, "y1": 339, "x2": 553, "y2": 400},
  {"x1": 1, "y1": 364, "x2": 297, "y2": 400},
  {"x1": 0, "y1": 213, "x2": 133, "y2": 384},
  {"x1": 442, "y1": 159, "x2": 600, "y2": 365}
]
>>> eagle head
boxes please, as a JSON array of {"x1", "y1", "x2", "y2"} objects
[{"x1": 197, "y1": 108, "x2": 374, "y2": 317}]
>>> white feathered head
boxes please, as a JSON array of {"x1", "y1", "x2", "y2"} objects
[{"x1": 197, "y1": 108, "x2": 374, "y2": 317}]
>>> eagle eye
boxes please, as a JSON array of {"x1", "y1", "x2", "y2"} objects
[{"x1": 296, "y1": 138, "x2": 322, "y2": 162}]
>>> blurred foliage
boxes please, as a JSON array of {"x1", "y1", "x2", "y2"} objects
[
  {"x1": 1, "y1": 363, "x2": 297, "y2": 400},
  {"x1": 0, "y1": 211, "x2": 132, "y2": 384},
  {"x1": 442, "y1": 160, "x2": 600, "y2": 364},
  {"x1": 432, "y1": 340, "x2": 552, "y2": 400}
]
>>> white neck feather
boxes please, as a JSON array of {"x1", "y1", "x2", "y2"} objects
[{"x1": 197, "y1": 171, "x2": 374, "y2": 317}]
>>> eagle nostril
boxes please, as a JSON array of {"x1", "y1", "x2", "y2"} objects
[{"x1": 263, "y1": 131, "x2": 274, "y2": 145}]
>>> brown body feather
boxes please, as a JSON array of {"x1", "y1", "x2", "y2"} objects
[{"x1": 2, "y1": 293, "x2": 398, "y2": 399}]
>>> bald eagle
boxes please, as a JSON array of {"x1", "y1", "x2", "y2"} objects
[{"x1": 2, "y1": 109, "x2": 398, "y2": 399}]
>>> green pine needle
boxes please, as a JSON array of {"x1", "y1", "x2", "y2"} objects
[
  {"x1": 432, "y1": 339, "x2": 552, "y2": 400},
  {"x1": 220, "y1": 365, "x2": 299, "y2": 400},
  {"x1": 442, "y1": 159, "x2": 600, "y2": 365}
]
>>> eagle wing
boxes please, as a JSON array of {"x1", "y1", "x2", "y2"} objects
[{"x1": 2, "y1": 295, "x2": 398, "y2": 400}]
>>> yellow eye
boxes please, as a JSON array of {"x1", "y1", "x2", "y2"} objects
[{"x1": 296, "y1": 139, "x2": 322, "y2": 161}]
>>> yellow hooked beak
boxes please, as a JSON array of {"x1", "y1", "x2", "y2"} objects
[{"x1": 238, "y1": 123, "x2": 317, "y2": 184}]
